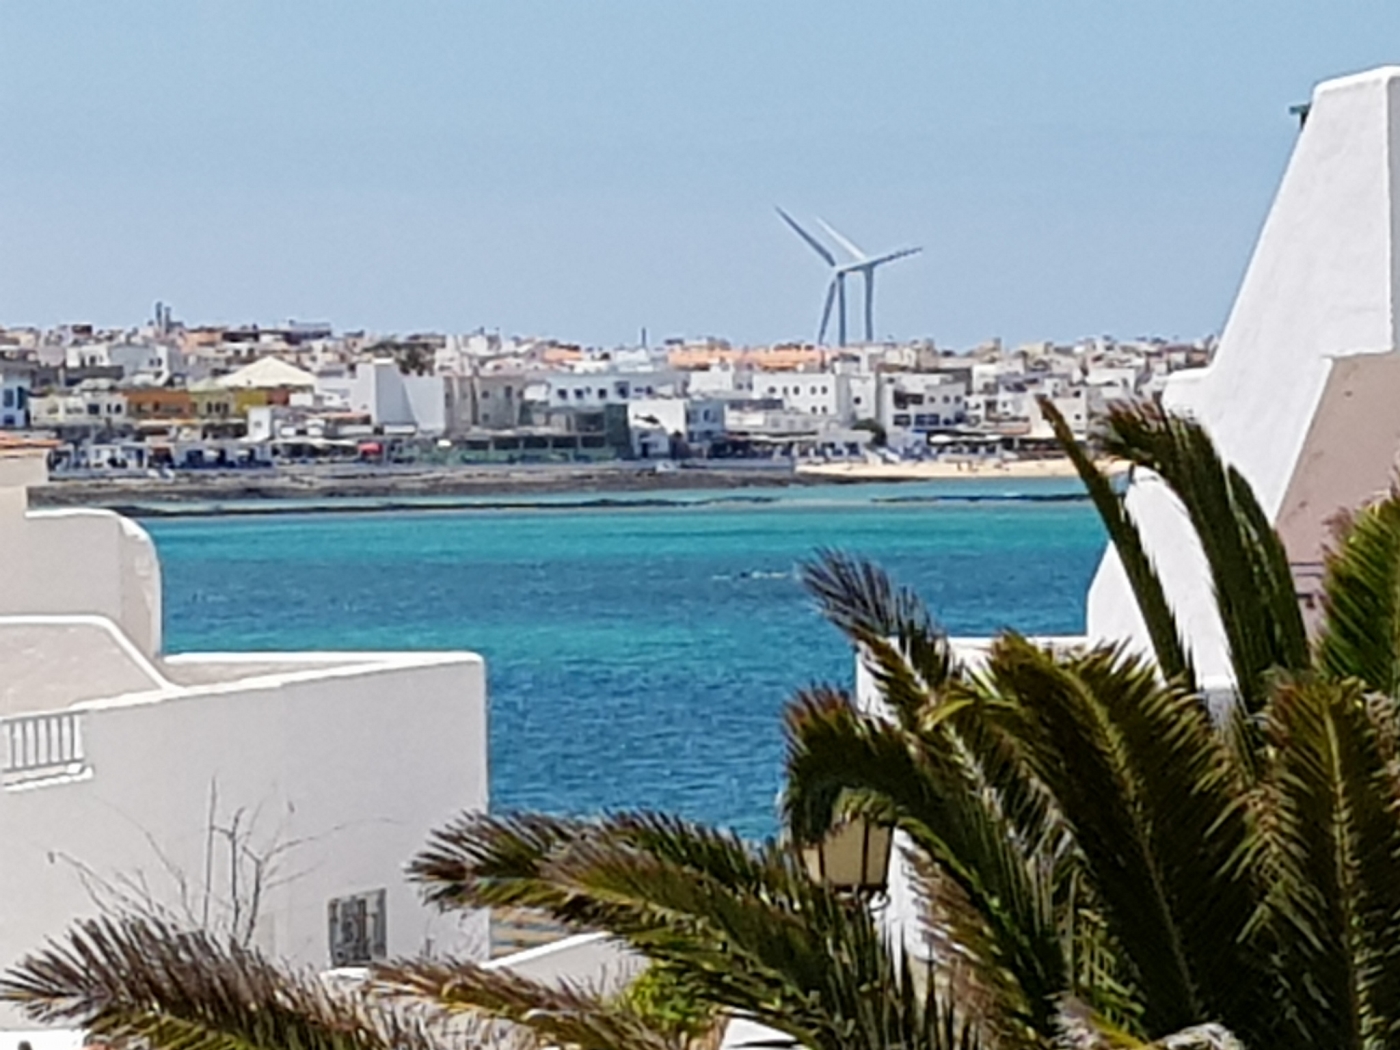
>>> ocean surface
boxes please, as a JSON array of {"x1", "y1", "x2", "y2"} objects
[{"x1": 143, "y1": 478, "x2": 1107, "y2": 840}]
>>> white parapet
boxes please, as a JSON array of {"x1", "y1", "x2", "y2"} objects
[{"x1": 1087, "y1": 65, "x2": 1400, "y2": 678}]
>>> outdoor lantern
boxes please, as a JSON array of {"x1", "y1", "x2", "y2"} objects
[{"x1": 801, "y1": 816, "x2": 894, "y2": 897}]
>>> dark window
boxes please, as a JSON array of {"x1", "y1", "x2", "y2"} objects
[
  {"x1": 1, "y1": 389, "x2": 11, "y2": 408},
  {"x1": 557, "y1": 390, "x2": 568, "y2": 400},
  {"x1": 893, "y1": 413, "x2": 911, "y2": 426},
  {"x1": 598, "y1": 389, "x2": 608, "y2": 399},
  {"x1": 87, "y1": 403, "x2": 100, "y2": 416},
  {"x1": 481, "y1": 390, "x2": 491, "y2": 399}
]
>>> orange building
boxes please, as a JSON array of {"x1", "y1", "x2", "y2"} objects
[{"x1": 122, "y1": 388, "x2": 194, "y2": 421}]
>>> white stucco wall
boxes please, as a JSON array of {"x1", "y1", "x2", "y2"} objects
[
  {"x1": 0, "y1": 651, "x2": 488, "y2": 1028},
  {"x1": 1087, "y1": 66, "x2": 1400, "y2": 677},
  {"x1": 0, "y1": 491, "x2": 162, "y2": 658}
]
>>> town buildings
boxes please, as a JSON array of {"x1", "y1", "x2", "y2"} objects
[{"x1": 0, "y1": 308, "x2": 1212, "y2": 474}]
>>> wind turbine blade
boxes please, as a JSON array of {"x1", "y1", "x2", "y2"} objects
[
  {"x1": 815, "y1": 218, "x2": 867, "y2": 262},
  {"x1": 817, "y1": 276, "x2": 837, "y2": 345},
  {"x1": 775, "y1": 207, "x2": 836, "y2": 266},
  {"x1": 865, "y1": 246, "x2": 922, "y2": 268}
]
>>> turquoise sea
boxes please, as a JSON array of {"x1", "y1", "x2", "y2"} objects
[{"x1": 142, "y1": 478, "x2": 1106, "y2": 839}]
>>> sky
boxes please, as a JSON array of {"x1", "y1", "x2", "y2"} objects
[{"x1": 3, "y1": 2, "x2": 1400, "y2": 349}]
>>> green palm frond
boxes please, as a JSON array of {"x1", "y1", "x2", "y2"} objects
[
  {"x1": 1316, "y1": 493, "x2": 1400, "y2": 694},
  {"x1": 982, "y1": 636, "x2": 1268, "y2": 1040},
  {"x1": 782, "y1": 686, "x2": 1066, "y2": 1035},
  {"x1": 1037, "y1": 396, "x2": 1194, "y2": 690},
  {"x1": 801, "y1": 551, "x2": 954, "y2": 731},
  {"x1": 1256, "y1": 678, "x2": 1400, "y2": 1049},
  {"x1": 1099, "y1": 401, "x2": 1307, "y2": 709},
  {"x1": 409, "y1": 810, "x2": 983, "y2": 1050},
  {"x1": 0, "y1": 917, "x2": 499, "y2": 1050},
  {"x1": 375, "y1": 960, "x2": 682, "y2": 1050}
]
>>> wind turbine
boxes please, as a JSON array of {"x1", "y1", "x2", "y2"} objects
[{"x1": 776, "y1": 207, "x2": 921, "y2": 346}]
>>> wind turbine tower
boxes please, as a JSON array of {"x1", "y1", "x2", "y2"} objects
[{"x1": 776, "y1": 208, "x2": 921, "y2": 346}]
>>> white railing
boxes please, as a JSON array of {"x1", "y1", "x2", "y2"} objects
[{"x1": 1, "y1": 711, "x2": 87, "y2": 785}]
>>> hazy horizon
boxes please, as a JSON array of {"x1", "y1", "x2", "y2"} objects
[{"x1": 4, "y1": 2, "x2": 1399, "y2": 348}]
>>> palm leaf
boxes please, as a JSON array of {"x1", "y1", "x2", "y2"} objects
[
  {"x1": 801, "y1": 551, "x2": 954, "y2": 731},
  {"x1": 0, "y1": 917, "x2": 497, "y2": 1050},
  {"x1": 409, "y1": 810, "x2": 984, "y2": 1050},
  {"x1": 1316, "y1": 493, "x2": 1400, "y2": 694},
  {"x1": 1255, "y1": 678, "x2": 1400, "y2": 1049},
  {"x1": 1037, "y1": 396, "x2": 1194, "y2": 690},
  {"x1": 1099, "y1": 401, "x2": 1307, "y2": 709},
  {"x1": 375, "y1": 960, "x2": 681, "y2": 1050}
]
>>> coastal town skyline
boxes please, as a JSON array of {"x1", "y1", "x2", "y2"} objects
[{"x1": 6, "y1": 3, "x2": 1400, "y2": 348}]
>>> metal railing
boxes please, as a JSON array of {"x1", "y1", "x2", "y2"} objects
[{"x1": 1, "y1": 711, "x2": 87, "y2": 785}]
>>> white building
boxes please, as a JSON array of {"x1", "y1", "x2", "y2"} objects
[
  {"x1": 0, "y1": 443, "x2": 488, "y2": 1030},
  {"x1": 627, "y1": 397, "x2": 725, "y2": 457},
  {"x1": 877, "y1": 372, "x2": 967, "y2": 442},
  {"x1": 61, "y1": 343, "x2": 186, "y2": 386},
  {"x1": 317, "y1": 359, "x2": 446, "y2": 436},
  {"x1": 527, "y1": 370, "x2": 683, "y2": 410},
  {"x1": 686, "y1": 366, "x2": 756, "y2": 398},
  {"x1": 28, "y1": 383, "x2": 127, "y2": 430},
  {"x1": 751, "y1": 372, "x2": 849, "y2": 421}
]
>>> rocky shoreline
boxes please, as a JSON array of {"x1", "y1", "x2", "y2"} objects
[{"x1": 28, "y1": 462, "x2": 842, "y2": 513}]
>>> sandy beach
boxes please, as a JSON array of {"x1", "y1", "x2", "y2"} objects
[{"x1": 796, "y1": 457, "x2": 1092, "y2": 481}]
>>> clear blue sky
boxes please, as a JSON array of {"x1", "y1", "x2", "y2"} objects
[{"x1": 3, "y1": 2, "x2": 1399, "y2": 348}]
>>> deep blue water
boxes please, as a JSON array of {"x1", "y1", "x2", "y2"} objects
[{"x1": 142, "y1": 479, "x2": 1106, "y2": 839}]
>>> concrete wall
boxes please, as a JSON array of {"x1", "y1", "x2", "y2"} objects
[{"x1": 0, "y1": 652, "x2": 488, "y2": 1027}]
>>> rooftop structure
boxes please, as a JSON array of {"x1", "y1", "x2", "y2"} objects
[{"x1": 0, "y1": 445, "x2": 488, "y2": 1030}]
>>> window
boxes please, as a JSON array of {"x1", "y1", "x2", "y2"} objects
[
  {"x1": 557, "y1": 390, "x2": 568, "y2": 401},
  {"x1": 1, "y1": 389, "x2": 11, "y2": 408},
  {"x1": 598, "y1": 389, "x2": 608, "y2": 400},
  {"x1": 854, "y1": 396, "x2": 862, "y2": 405},
  {"x1": 504, "y1": 386, "x2": 513, "y2": 399},
  {"x1": 574, "y1": 389, "x2": 586, "y2": 400},
  {"x1": 87, "y1": 403, "x2": 100, "y2": 416},
  {"x1": 481, "y1": 390, "x2": 491, "y2": 399},
  {"x1": 893, "y1": 413, "x2": 911, "y2": 426}
]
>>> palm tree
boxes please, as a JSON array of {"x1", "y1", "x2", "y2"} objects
[
  {"x1": 784, "y1": 398, "x2": 1400, "y2": 1048},
  {"x1": 4, "y1": 399, "x2": 1396, "y2": 1050}
]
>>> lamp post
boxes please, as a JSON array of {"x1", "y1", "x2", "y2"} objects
[{"x1": 800, "y1": 816, "x2": 894, "y2": 900}]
